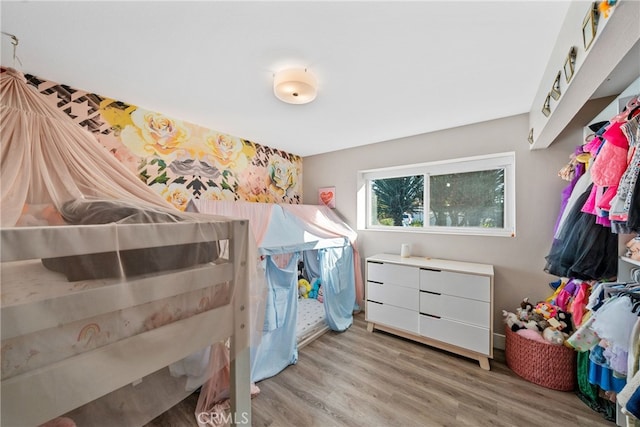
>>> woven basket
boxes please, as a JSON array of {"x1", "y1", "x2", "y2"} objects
[{"x1": 504, "y1": 327, "x2": 577, "y2": 391}]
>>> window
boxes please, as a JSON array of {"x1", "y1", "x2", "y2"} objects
[{"x1": 358, "y1": 152, "x2": 515, "y2": 236}]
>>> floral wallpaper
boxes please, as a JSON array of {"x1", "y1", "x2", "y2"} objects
[{"x1": 25, "y1": 74, "x2": 302, "y2": 208}]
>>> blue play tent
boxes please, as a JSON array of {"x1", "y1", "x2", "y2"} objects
[{"x1": 190, "y1": 200, "x2": 359, "y2": 382}]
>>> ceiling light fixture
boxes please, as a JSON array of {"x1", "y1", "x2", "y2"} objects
[{"x1": 273, "y1": 68, "x2": 317, "y2": 104}]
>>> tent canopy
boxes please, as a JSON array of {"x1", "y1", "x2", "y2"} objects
[
  {"x1": 191, "y1": 200, "x2": 363, "y2": 382},
  {"x1": 190, "y1": 200, "x2": 357, "y2": 253}
]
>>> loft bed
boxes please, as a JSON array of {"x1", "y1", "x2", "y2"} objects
[{"x1": 0, "y1": 219, "x2": 252, "y2": 426}]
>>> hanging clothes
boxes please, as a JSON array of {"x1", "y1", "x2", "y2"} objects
[
  {"x1": 545, "y1": 184, "x2": 618, "y2": 281},
  {"x1": 610, "y1": 116, "x2": 640, "y2": 224}
]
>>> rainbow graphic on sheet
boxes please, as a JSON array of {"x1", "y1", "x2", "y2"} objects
[{"x1": 77, "y1": 323, "x2": 101, "y2": 348}]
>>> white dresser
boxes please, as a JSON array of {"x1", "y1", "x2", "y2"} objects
[{"x1": 365, "y1": 253, "x2": 494, "y2": 370}]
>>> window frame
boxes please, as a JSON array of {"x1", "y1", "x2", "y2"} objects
[{"x1": 357, "y1": 152, "x2": 516, "y2": 237}]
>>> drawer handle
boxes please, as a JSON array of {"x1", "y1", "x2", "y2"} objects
[
  {"x1": 368, "y1": 300, "x2": 383, "y2": 305},
  {"x1": 420, "y1": 290, "x2": 441, "y2": 296},
  {"x1": 421, "y1": 313, "x2": 441, "y2": 319},
  {"x1": 368, "y1": 261, "x2": 383, "y2": 265},
  {"x1": 420, "y1": 268, "x2": 441, "y2": 272},
  {"x1": 368, "y1": 280, "x2": 383, "y2": 284}
]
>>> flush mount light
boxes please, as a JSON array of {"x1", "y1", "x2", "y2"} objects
[{"x1": 273, "y1": 68, "x2": 317, "y2": 104}]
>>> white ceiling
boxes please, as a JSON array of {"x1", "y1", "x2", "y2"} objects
[{"x1": 0, "y1": 1, "x2": 572, "y2": 157}]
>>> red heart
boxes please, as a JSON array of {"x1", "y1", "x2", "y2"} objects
[{"x1": 320, "y1": 191, "x2": 334, "y2": 205}]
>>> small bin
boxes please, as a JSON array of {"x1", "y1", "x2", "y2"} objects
[{"x1": 504, "y1": 327, "x2": 577, "y2": 391}]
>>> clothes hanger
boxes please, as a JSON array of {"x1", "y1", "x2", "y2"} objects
[
  {"x1": 610, "y1": 95, "x2": 640, "y2": 123},
  {"x1": 606, "y1": 285, "x2": 640, "y2": 302},
  {"x1": 626, "y1": 96, "x2": 640, "y2": 120}
]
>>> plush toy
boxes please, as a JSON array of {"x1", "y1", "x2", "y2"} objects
[
  {"x1": 598, "y1": 0, "x2": 616, "y2": 19},
  {"x1": 306, "y1": 278, "x2": 320, "y2": 299},
  {"x1": 529, "y1": 312, "x2": 549, "y2": 332},
  {"x1": 517, "y1": 328, "x2": 548, "y2": 344},
  {"x1": 317, "y1": 285, "x2": 324, "y2": 303},
  {"x1": 309, "y1": 282, "x2": 319, "y2": 299},
  {"x1": 516, "y1": 297, "x2": 534, "y2": 322},
  {"x1": 543, "y1": 327, "x2": 566, "y2": 345},
  {"x1": 555, "y1": 310, "x2": 574, "y2": 335},
  {"x1": 298, "y1": 279, "x2": 311, "y2": 298},
  {"x1": 502, "y1": 310, "x2": 524, "y2": 331},
  {"x1": 534, "y1": 302, "x2": 557, "y2": 320},
  {"x1": 522, "y1": 319, "x2": 540, "y2": 331}
]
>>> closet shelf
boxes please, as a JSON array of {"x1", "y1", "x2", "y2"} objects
[{"x1": 528, "y1": 0, "x2": 639, "y2": 150}]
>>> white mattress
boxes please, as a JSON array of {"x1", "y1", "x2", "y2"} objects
[{"x1": 296, "y1": 297, "x2": 326, "y2": 341}]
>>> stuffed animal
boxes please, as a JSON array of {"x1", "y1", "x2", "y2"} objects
[
  {"x1": 317, "y1": 284, "x2": 324, "y2": 303},
  {"x1": 309, "y1": 280, "x2": 320, "y2": 299},
  {"x1": 298, "y1": 279, "x2": 311, "y2": 298},
  {"x1": 543, "y1": 327, "x2": 566, "y2": 345},
  {"x1": 529, "y1": 312, "x2": 549, "y2": 332},
  {"x1": 555, "y1": 310, "x2": 574, "y2": 335},
  {"x1": 598, "y1": 0, "x2": 616, "y2": 19},
  {"x1": 308, "y1": 278, "x2": 322, "y2": 299},
  {"x1": 502, "y1": 310, "x2": 524, "y2": 331},
  {"x1": 534, "y1": 301, "x2": 557, "y2": 320},
  {"x1": 522, "y1": 319, "x2": 540, "y2": 331},
  {"x1": 517, "y1": 297, "x2": 534, "y2": 321},
  {"x1": 517, "y1": 328, "x2": 548, "y2": 344}
]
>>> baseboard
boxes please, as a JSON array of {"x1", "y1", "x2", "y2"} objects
[{"x1": 493, "y1": 332, "x2": 505, "y2": 350}]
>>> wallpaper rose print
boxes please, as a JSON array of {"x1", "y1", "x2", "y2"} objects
[{"x1": 25, "y1": 74, "x2": 302, "y2": 208}]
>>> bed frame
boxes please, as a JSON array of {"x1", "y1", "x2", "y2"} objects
[{"x1": 1, "y1": 219, "x2": 251, "y2": 426}]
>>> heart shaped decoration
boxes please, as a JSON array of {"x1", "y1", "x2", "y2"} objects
[{"x1": 320, "y1": 191, "x2": 334, "y2": 205}]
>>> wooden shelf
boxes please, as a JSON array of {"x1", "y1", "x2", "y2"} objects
[{"x1": 528, "y1": 1, "x2": 640, "y2": 150}]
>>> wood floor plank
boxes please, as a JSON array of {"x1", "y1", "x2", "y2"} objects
[{"x1": 146, "y1": 313, "x2": 615, "y2": 426}]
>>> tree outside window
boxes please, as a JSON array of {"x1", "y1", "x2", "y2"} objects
[{"x1": 371, "y1": 175, "x2": 424, "y2": 227}]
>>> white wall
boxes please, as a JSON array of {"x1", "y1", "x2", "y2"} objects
[{"x1": 302, "y1": 98, "x2": 613, "y2": 345}]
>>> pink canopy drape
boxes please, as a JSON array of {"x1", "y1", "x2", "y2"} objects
[
  {"x1": 1, "y1": 67, "x2": 261, "y2": 426},
  {"x1": 0, "y1": 67, "x2": 179, "y2": 227}
]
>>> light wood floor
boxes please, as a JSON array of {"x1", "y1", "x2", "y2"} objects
[{"x1": 147, "y1": 313, "x2": 614, "y2": 426}]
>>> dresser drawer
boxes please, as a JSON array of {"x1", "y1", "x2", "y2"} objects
[
  {"x1": 420, "y1": 314, "x2": 490, "y2": 355},
  {"x1": 368, "y1": 282, "x2": 419, "y2": 311},
  {"x1": 367, "y1": 262, "x2": 419, "y2": 289},
  {"x1": 419, "y1": 292, "x2": 489, "y2": 327},
  {"x1": 367, "y1": 301, "x2": 419, "y2": 334},
  {"x1": 419, "y1": 269, "x2": 490, "y2": 301}
]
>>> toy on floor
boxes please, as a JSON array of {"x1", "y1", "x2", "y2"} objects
[
  {"x1": 308, "y1": 278, "x2": 321, "y2": 299},
  {"x1": 317, "y1": 284, "x2": 324, "y2": 303},
  {"x1": 298, "y1": 279, "x2": 311, "y2": 298}
]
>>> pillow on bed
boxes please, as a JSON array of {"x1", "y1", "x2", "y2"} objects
[
  {"x1": 41, "y1": 200, "x2": 219, "y2": 281},
  {"x1": 59, "y1": 199, "x2": 184, "y2": 225}
]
